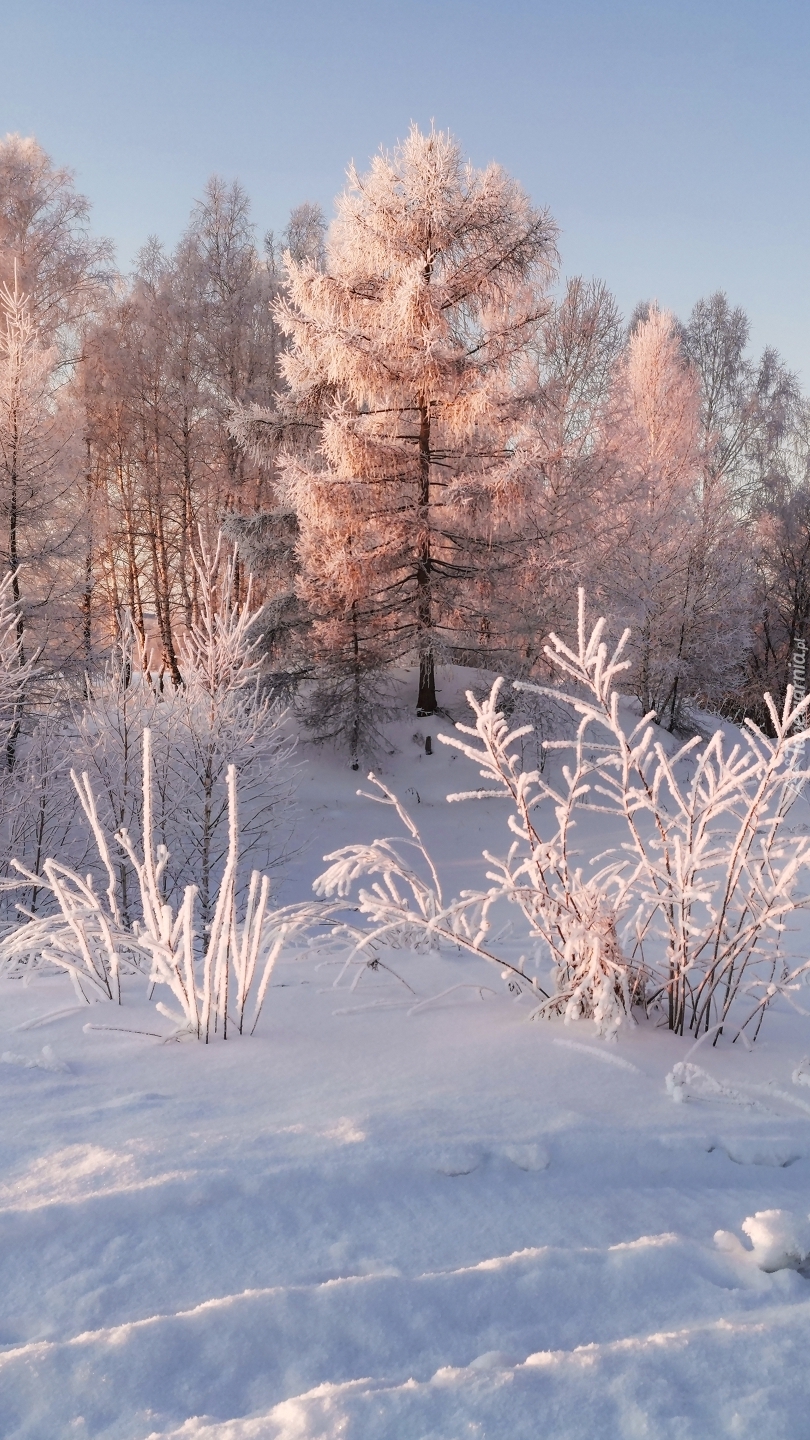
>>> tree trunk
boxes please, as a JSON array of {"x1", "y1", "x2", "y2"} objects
[
  {"x1": 179, "y1": 406, "x2": 195, "y2": 630},
  {"x1": 82, "y1": 436, "x2": 93, "y2": 673},
  {"x1": 7, "y1": 405, "x2": 23, "y2": 770},
  {"x1": 351, "y1": 598, "x2": 361, "y2": 769},
  {"x1": 416, "y1": 401, "x2": 436, "y2": 714}
]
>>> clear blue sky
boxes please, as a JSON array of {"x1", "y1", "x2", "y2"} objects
[{"x1": 4, "y1": 0, "x2": 809, "y2": 379}]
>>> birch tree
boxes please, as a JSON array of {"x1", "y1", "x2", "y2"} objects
[
  {"x1": 684, "y1": 291, "x2": 798, "y2": 502},
  {"x1": 0, "y1": 271, "x2": 81, "y2": 693},
  {"x1": 0, "y1": 133, "x2": 112, "y2": 353}
]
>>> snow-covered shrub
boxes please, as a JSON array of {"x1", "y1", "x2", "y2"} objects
[
  {"x1": 69, "y1": 539, "x2": 297, "y2": 933},
  {"x1": 715, "y1": 1210, "x2": 810, "y2": 1274},
  {"x1": 1, "y1": 757, "x2": 138, "y2": 1004},
  {"x1": 166, "y1": 534, "x2": 297, "y2": 929},
  {"x1": 0, "y1": 728, "x2": 319, "y2": 1039},
  {"x1": 2, "y1": 706, "x2": 84, "y2": 918},
  {"x1": 316, "y1": 591, "x2": 810, "y2": 1041},
  {"x1": 523, "y1": 591, "x2": 810, "y2": 1039},
  {"x1": 113, "y1": 729, "x2": 302, "y2": 1039},
  {"x1": 69, "y1": 613, "x2": 167, "y2": 926},
  {"x1": 315, "y1": 679, "x2": 641, "y2": 1039}
]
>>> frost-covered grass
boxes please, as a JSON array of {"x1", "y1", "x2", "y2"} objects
[{"x1": 1, "y1": 670, "x2": 810, "y2": 1437}]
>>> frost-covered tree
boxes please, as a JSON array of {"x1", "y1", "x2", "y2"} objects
[
  {"x1": 283, "y1": 202, "x2": 327, "y2": 269},
  {"x1": 0, "y1": 271, "x2": 81, "y2": 684},
  {"x1": 82, "y1": 178, "x2": 282, "y2": 672},
  {"x1": 0, "y1": 133, "x2": 112, "y2": 354},
  {"x1": 70, "y1": 540, "x2": 296, "y2": 931},
  {"x1": 683, "y1": 291, "x2": 799, "y2": 501},
  {"x1": 509, "y1": 276, "x2": 623, "y2": 667},
  {"x1": 595, "y1": 306, "x2": 751, "y2": 727},
  {"x1": 220, "y1": 507, "x2": 308, "y2": 694},
  {"x1": 182, "y1": 177, "x2": 279, "y2": 502},
  {"x1": 258, "y1": 125, "x2": 558, "y2": 717}
]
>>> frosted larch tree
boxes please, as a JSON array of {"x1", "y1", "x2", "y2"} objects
[
  {"x1": 265, "y1": 125, "x2": 558, "y2": 716},
  {"x1": 596, "y1": 306, "x2": 750, "y2": 727}
]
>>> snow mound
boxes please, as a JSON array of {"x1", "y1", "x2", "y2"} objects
[
  {"x1": 0, "y1": 1044, "x2": 70, "y2": 1074},
  {"x1": 741, "y1": 1209, "x2": 810, "y2": 1273}
]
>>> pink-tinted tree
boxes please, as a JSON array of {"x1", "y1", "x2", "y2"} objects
[{"x1": 265, "y1": 125, "x2": 558, "y2": 719}]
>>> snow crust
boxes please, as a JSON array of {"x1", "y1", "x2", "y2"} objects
[{"x1": 1, "y1": 677, "x2": 809, "y2": 1437}]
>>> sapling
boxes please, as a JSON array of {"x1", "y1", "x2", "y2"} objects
[{"x1": 168, "y1": 532, "x2": 297, "y2": 930}]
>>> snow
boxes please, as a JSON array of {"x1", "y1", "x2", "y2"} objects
[{"x1": 1, "y1": 674, "x2": 810, "y2": 1437}]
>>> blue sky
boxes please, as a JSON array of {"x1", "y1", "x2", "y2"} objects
[{"x1": 4, "y1": 0, "x2": 809, "y2": 379}]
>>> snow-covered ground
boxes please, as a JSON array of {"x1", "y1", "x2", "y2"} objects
[{"x1": 2, "y1": 677, "x2": 810, "y2": 1438}]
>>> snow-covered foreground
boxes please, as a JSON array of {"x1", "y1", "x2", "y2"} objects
[{"x1": 2, "y1": 690, "x2": 810, "y2": 1438}]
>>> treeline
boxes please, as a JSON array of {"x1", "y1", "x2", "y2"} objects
[{"x1": 2, "y1": 127, "x2": 809, "y2": 766}]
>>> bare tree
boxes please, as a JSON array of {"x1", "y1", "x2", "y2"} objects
[
  {"x1": 0, "y1": 133, "x2": 113, "y2": 358},
  {"x1": 683, "y1": 291, "x2": 799, "y2": 501},
  {"x1": 283, "y1": 202, "x2": 327, "y2": 268}
]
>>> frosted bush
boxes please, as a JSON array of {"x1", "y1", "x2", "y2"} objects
[
  {"x1": 70, "y1": 539, "x2": 297, "y2": 932},
  {"x1": 0, "y1": 728, "x2": 321, "y2": 1040},
  {"x1": 526, "y1": 591, "x2": 810, "y2": 1039},
  {"x1": 316, "y1": 678, "x2": 640, "y2": 1039},
  {"x1": 316, "y1": 590, "x2": 810, "y2": 1041},
  {"x1": 167, "y1": 535, "x2": 298, "y2": 929}
]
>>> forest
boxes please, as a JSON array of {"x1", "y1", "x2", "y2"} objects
[{"x1": 4, "y1": 125, "x2": 808, "y2": 728}]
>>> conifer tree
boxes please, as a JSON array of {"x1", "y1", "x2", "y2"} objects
[
  {"x1": 269, "y1": 125, "x2": 558, "y2": 716},
  {"x1": 595, "y1": 306, "x2": 751, "y2": 726}
]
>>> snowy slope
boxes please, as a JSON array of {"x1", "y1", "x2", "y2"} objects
[{"x1": 1, "y1": 675, "x2": 810, "y2": 1439}]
